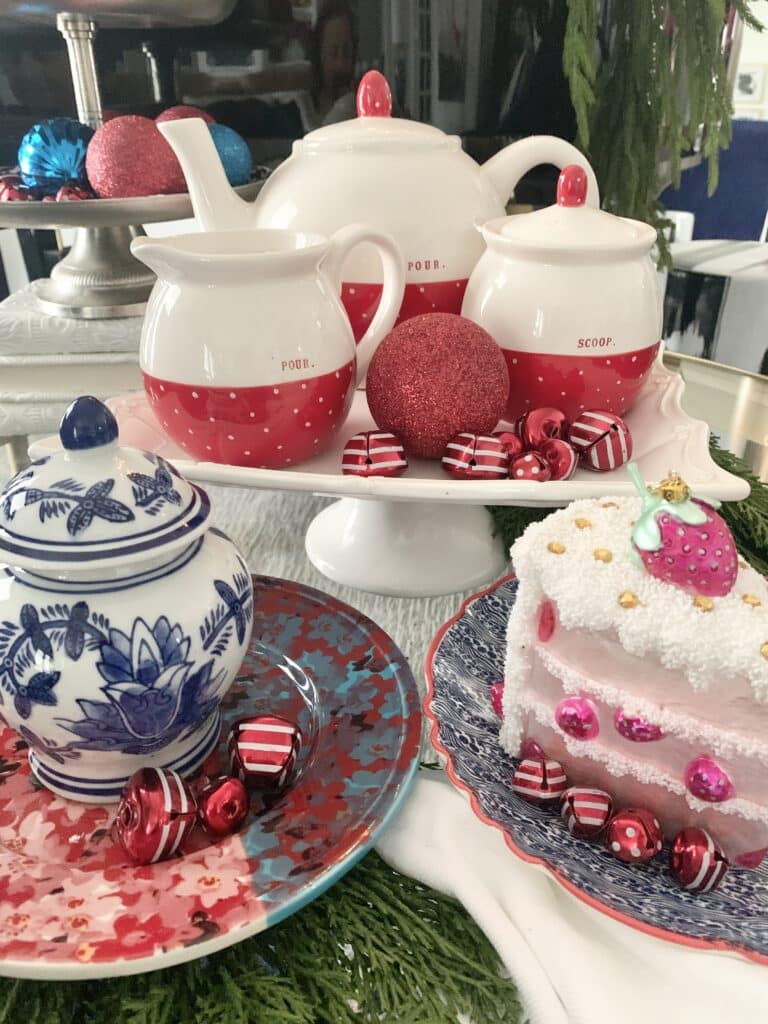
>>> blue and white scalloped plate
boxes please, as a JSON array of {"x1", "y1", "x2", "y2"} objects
[{"x1": 425, "y1": 575, "x2": 768, "y2": 964}]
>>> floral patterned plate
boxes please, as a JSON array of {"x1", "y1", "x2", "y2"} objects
[
  {"x1": 425, "y1": 575, "x2": 768, "y2": 964},
  {"x1": 0, "y1": 575, "x2": 421, "y2": 979}
]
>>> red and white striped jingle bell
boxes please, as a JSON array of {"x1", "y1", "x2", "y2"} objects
[
  {"x1": 228, "y1": 715, "x2": 302, "y2": 794},
  {"x1": 670, "y1": 827, "x2": 729, "y2": 893},
  {"x1": 442, "y1": 432, "x2": 509, "y2": 479},
  {"x1": 341, "y1": 431, "x2": 407, "y2": 477},
  {"x1": 560, "y1": 787, "x2": 613, "y2": 838},
  {"x1": 568, "y1": 410, "x2": 632, "y2": 472},
  {"x1": 511, "y1": 757, "x2": 569, "y2": 805},
  {"x1": 113, "y1": 767, "x2": 197, "y2": 865}
]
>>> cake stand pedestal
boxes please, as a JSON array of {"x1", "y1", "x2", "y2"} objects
[{"x1": 305, "y1": 498, "x2": 506, "y2": 597}]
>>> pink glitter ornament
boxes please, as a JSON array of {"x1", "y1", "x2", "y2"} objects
[
  {"x1": 684, "y1": 756, "x2": 734, "y2": 803},
  {"x1": 86, "y1": 115, "x2": 186, "y2": 198},
  {"x1": 156, "y1": 105, "x2": 216, "y2": 124},
  {"x1": 490, "y1": 681, "x2": 504, "y2": 717},
  {"x1": 605, "y1": 808, "x2": 663, "y2": 863},
  {"x1": 366, "y1": 313, "x2": 510, "y2": 459},
  {"x1": 613, "y1": 707, "x2": 664, "y2": 742},
  {"x1": 555, "y1": 695, "x2": 600, "y2": 740}
]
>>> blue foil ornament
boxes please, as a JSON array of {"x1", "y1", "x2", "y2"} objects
[
  {"x1": 18, "y1": 118, "x2": 94, "y2": 194},
  {"x1": 208, "y1": 124, "x2": 252, "y2": 187}
]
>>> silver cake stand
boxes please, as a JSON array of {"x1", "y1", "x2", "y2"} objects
[{"x1": 0, "y1": 4, "x2": 251, "y2": 318}]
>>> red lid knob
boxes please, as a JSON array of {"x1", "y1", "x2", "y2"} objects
[
  {"x1": 557, "y1": 164, "x2": 588, "y2": 207},
  {"x1": 357, "y1": 70, "x2": 392, "y2": 118}
]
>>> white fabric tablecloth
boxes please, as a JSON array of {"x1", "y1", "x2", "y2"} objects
[{"x1": 203, "y1": 483, "x2": 768, "y2": 1024}]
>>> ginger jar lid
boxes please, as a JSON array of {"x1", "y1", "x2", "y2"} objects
[{"x1": 0, "y1": 396, "x2": 211, "y2": 571}]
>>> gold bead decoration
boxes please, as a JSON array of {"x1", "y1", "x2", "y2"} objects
[
  {"x1": 547, "y1": 541, "x2": 566, "y2": 555},
  {"x1": 739, "y1": 560, "x2": 749, "y2": 571},
  {"x1": 693, "y1": 595, "x2": 714, "y2": 613},
  {"x1": 742, "y1": 594, "x2": 762, "y2": 608},
  {"x1": 601, "y1": 502, "x2": 619, "y2": 509},
  {"x1": 574, "y1": 518, "x2": 592, "y2": 530},
  {"x1": 594, "y1": 548, "x2": 613, "y2": 563},
  {"x1": 618, "y1": 591, "x2": 641, "y2": 608},
  {"x1": 651, "y1": 471, "x2": 690, "y2": 503},
  {"x1": 761, "y1": 643, "x2": 768, "y2": 661}
]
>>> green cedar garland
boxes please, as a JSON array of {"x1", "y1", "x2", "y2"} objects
[{"x1": 563, "y1": 0, "x2": 763, "y2": 263}]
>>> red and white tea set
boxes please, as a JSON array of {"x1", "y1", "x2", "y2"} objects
[{"x1": 132, "y1": 70, "x2": 660, "y2": 469}]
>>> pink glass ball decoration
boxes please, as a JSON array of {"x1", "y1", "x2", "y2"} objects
[{"x1": 555, "y1": 696, "x2": 600, "y2": 740}]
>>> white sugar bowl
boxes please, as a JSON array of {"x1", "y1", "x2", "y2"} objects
[{"x1": 0, "y1": 397, "x2": 253, "y2": 803}]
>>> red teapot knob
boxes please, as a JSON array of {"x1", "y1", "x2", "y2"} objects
[
  {"x1": 557, "y1": 164, "x2": 588, "y2": 207},
  {"x1": 357, "y1": 70, "x2": 392, "y2": 118}
]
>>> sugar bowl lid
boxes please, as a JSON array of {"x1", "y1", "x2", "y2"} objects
[{"x1": 0, "y1": 397, "x2": 211, "y2": 571}]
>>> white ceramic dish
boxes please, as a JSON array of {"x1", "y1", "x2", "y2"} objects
[{"x1": 30, "y1": 354, "x2": 749, "y2": 597}]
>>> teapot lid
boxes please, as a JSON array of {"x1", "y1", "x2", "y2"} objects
[
  {"x1": 0, "y1": 397, "x2": 211, "y2": 571},
  {"x1": 300, "y1": 70, "x2": 452, "y2": 152},
  {"x1": 489, "y1": 165, "x2": 656, "y2": 253}
]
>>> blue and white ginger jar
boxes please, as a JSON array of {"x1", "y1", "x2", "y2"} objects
[{"x1": 0, "y1": 396, "x2": 254, "y2": 802}]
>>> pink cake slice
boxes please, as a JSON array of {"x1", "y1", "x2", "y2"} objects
[{"x1": 501, "y1": 496, "x2": 768, "y2": 866}]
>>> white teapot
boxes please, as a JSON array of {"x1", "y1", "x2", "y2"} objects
[
  {"x1": 159, "y1": 71, "x2": 598, "y2": 341},
  {"x1": 462, "y1": 164, "x2": 661, "y2": 422}
]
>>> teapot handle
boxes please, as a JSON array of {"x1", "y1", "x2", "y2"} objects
[
  {"x1": 323, "y1": 224, "x2": 405, "y2": 383},
  {"x1": 480, "y1": 135, "x2": 600, "y2": 209}
]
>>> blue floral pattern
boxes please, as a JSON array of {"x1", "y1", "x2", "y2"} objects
[
  {"x1": 127, "y1": 459, "x2": 182, "y2": 516},
  {"x1": 0, "y1": 573, "x2": 252, "y2": 757},
  {"x1": 1, "y1": 476, "x2": 134, "y2": 536}
]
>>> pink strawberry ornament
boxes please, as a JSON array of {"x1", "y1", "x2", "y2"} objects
[{"x1": 627, "y1": 464, "x2": 738, "y2": 597}]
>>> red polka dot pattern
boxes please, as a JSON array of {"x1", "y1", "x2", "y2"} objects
[
  {"x1": 143, "y1": 362, "x2": 355, "y2": 468},
  {"x1": 502, "y1": 342, "x2": 659, "y2": 422},
  {"x1": 342, "y1": 278, "x2": 468, "y2": 342}
]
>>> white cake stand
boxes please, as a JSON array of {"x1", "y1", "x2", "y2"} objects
[{"x1": 30, "y1": 356, "x2": 750, "y2": 597}]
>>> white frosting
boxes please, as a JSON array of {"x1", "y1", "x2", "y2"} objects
[{"x1": 504, "y1": 496, "x2": 768, "y2": 698}]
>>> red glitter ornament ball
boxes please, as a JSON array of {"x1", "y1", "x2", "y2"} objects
[
  {"x1": 86, "y1": 115, "x2": 186, "y2": 198},
  {"x1": 366, "y1": 313, "x2": 510, "y2": 458},
  {"x1": 156, "y1": 105, "x2": 216, "y2": 124}
]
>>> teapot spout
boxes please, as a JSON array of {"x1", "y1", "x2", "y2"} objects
[{"x1": 158, "y1": 118, "x2": 248, "y2": 231}]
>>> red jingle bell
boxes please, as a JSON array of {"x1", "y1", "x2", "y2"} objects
[
  {"x1": 560, "y1": 787, "x2": 613, "y2": 838},
  {"x1": 229, "y1": 715, "x2": 302, "y2": 793},
  {"x1": 494, "y1": 430, "x2": 524, "y2": 460},
  {"x1": 539, "y1": 438, "x2": 578, "y2": 481},
  {"x1": 605, "y1": 807, "x2": 663, "y2": 863},
  {"x1": 519, "y1": 407, "x2": 569, "y2": 448},
  {"x1": 509, "y1": 451, "x2": 551, "y2": 482},
  {"x1": 0, "y1": 179, "x2": 31, "y2": 201},
  {"x1": 511, "y1": 757, "x2": 569, "y2": 805},
  {"x1": 442, "y1": 432, "x2": 509, "y2": 479},
  {"x1": 196, "y1": 774, "x2": 250, "y2": 837},
  {"x1": 341, "y1": 430, "x2": 407, "y2": 477},
  {"x1": 568, "y1": 410, "x2": 632, "y2": 472},
  {"x1": 113, "y1": 767, "x2": 197, "y2": 865},
  {"x1": 670, "y1": 827, "x2": 729, "y2": 893},
  {"x1": 56, "y1": 184, "x2": 94, "y2": 201}
]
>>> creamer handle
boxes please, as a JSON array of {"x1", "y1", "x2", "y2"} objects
[
  {"x1": 323, "y1": 224, "x2": 405, "y2": 383},
  {"x1": 481, "y1": 135, "x2": 600, "y2": 209}
]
